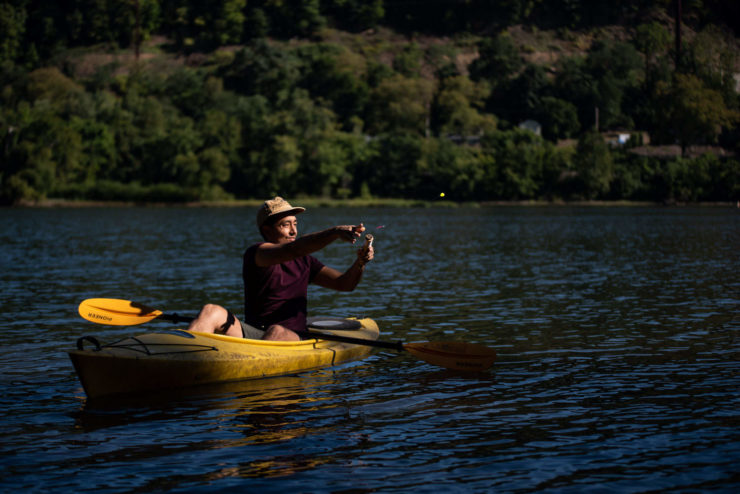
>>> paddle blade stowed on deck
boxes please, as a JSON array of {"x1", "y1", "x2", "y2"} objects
[
  {"x1": 403, "y1": 341, "x2": 497, "y2": 371},
  {"x1": 78, "y1": 298, "x2": 164, "y2": 326}
]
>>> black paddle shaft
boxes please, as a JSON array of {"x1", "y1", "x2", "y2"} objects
[
  {"x1": 301, "y1": 330, "x2": 404, "y2": 352},
  {"x1": 159, "y1": 313, "x2": 195, "y2": 324}
]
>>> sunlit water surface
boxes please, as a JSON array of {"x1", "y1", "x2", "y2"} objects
[{"x1": 1, "y1": 206, "x2": 738, "y2": 492}]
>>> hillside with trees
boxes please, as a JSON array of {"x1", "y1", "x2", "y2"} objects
[{"x1": 1, "y1": 0, "x2": 739, "y2": 205}]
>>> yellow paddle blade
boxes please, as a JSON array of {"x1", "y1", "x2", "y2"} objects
[
  {"x1": 403, "y1": 341, "x2": 496, "y2": 372},
  {"x1": 78, "y1": 298, "x2": 163, "y2": 326}
]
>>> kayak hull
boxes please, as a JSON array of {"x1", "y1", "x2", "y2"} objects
[{"x1": 68, "y1": 318, "x2": 379, "y2": 398}]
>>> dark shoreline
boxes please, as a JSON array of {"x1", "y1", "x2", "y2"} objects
[{"x1": 8, "y1": 198, "x2": 738, "y2": 208}]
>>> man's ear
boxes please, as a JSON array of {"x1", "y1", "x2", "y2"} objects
[{"x1": 259, "y1": 224, "x2": 270, "y2": 241}]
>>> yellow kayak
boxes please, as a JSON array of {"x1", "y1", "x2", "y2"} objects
[{"x1": 68, "y1": 318, "x2": 379, "y2": 399}]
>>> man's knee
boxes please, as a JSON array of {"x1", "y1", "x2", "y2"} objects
[
  {"x1": 263, "y1": 324, "x2": 300, "y2": 341},
  {"x1": 199, "y1": 303, "x2": 225, "y2": 319}
]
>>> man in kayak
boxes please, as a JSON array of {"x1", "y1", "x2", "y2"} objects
[{"x1": 188, "y1": 196, "x2": 374, "y2": 341}]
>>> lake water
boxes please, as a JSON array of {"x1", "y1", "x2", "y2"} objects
[{"x1": 1, "y1": 205, "x2": 738, "y2": 492}]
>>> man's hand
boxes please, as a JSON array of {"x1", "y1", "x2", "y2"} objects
[
  {"x1": 335, "y1": 223, "x2": 365, "y2": 243},
  {"x1": 357, "y1": 234, "x2": 374, "y2": 266}
]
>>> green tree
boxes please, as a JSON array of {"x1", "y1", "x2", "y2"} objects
[
  {"x1": 392, "y1": 42, "x2": 423, "y2": 77},
  {"x1": 0, "y1": 67, "x2": 109, "y2": 202},
  {"x1": 197, "y1": 147, "x2": 231, "y2": 197},
  {"x1": 542, "y1": 143, "x2": 576, "y2": 200},
  {"x1": 0, "y1": 2, "x2": 26, "y2": 63},
  {"x1": 634, "y1": 22, "x2": 671, "y2": 90},
  {"x1": 686, "y1": 25, "x2": 739, "y2": 101},
  {"x1": 297, "y1": 44, "x2": 369, "y2": 131},
  {"x1": 323, "y1": 0, "x2": 384, "y2": 32},
  {"x1": 244, "y1": 7, "x2": 269, "y2": 39},
  {"x1": 710, "y1": 157, "x2": 740, "y2": 201},
  {"x1": 259, "y1": 0, "x2": 325, "y2": 38},
  {"x1": 142, "y1": 112, "x2": 203, "y2": 185},
  {"x1": 364, "y1": 133, "x2": 424, "y2": 197},
  {"x1": 69, "y1": 116, "x2": 117, "y2": 183},
  {"x1": 631, "y1": 22, "x2": 672, "y2": 134},
  {"x1": 555, "y1": 40, "x2": 642, "y2": 131},
  {"x1": 227, "y1": 94, "x2": 271, "y2": 197},
  {"x1": 553, "y1": 55, "x2": 594, "y2": 128},
  {"x1": 432, "y1": 76, "x2": 496, "y2": 136},
  {"x1": 262, "y1": 134, "x2": 301, "y2": 195},
  {"x1": 480, "y1": 128, "x2": 548, "y2": 200},
  {"x1": 165, "y1": 69, "x2": 215, "y2": 119},
  {"x1": 610, "y1": 153, "x2": 648, "y2": 201},
  {"x1": 300, "y1": 132, "x2": 351, "y2": 197},
  {"x1": 199, "y1": 108, "x2": 241, "y2": 160},
  {"x1": 537, "y1": 96, "x2": 580, "y2": 140},
  {"x1": 584, "y1": 40, "x2": 641, "y2": 129},
  {"x1": 1, "y1": 145, "x2": 56, "y2": 203},
  {"x1": 656, "y1": 74, "x2": 738, "y2": 155},
  {"x1": 573, "y1": 130, "x2": 613, "y2": 199},
  {"x1": 220, "y1": 40, "x2": 301, "y2": 105},
  {"x1": 469, "y1": 33, "x2": 522, "y2": 83},
  {"x1": 189, "y1": 0, "x2": 246, "y2": 48},
  {"x1": 366, "y1": 75, "x2": 435, "y2": 136},
  {"x1": 110, "y1": 87, "x2": 172, "y2": 183},
  {"x1": 417, "y1": 138, "x2": 486, "y2": 200},
  {"x1": 492, "y1": 63, "x2": 549, "y2": 126},
  {"x1": 25, "y1": 67, "x2": 84, "y2": 105}
]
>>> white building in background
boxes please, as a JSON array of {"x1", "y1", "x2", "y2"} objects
[
  {"x1": 603, "y1": 132, "x2": 632, "y2": 147},
  {"x1": 518, "y1": 119, "x2": 541, "y2": 136}
]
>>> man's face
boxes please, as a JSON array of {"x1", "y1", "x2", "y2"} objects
[{"x1": 265, "y1": 215, "x2": 298, "y2": 244}]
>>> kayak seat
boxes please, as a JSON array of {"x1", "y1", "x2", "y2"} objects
[{"x1": 306, "y1": 317, "x2": 363, "y2": 331}]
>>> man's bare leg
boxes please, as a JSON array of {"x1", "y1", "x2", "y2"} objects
[
  {"x1": 188, "y1": 304, "x2": 242, "y2": 338},
  {"x1": 262, "y1": 324, "x2": 300, "y2": 341}
]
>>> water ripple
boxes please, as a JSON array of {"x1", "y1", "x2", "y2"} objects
[{"x1": 1, "y1": 206, "x2": 738, "y2": 492}]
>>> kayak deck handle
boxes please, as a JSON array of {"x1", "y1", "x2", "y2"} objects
[{"x1": 77, "y1": 336, "x2": 102, "y2": 351}]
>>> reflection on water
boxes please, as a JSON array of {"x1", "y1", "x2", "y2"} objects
[
  {"x1": 0, "y1": 206, "x2": 738, "y2": 492},
  {"x1": 74, "y1": 373, "x2": 346, "y2": 480}
]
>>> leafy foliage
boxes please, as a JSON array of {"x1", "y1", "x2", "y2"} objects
[{"x1": 1, "y1": 0, "x2": 738, "y2": 204}]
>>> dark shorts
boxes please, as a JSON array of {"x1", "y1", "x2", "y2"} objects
[
  {"x1": 239, "y1": 319, "x2": 266, "y2": 340},
  {"x1": 230, "y1": 312, "x2": 311, "y2": 340},
  {"x1": 221, "y1": 310, "x2": 266, "y2": 340}
]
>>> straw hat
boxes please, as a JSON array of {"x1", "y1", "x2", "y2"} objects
[{"x1": 256, "y1": 196, "x2": 306, "y2": 229}]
